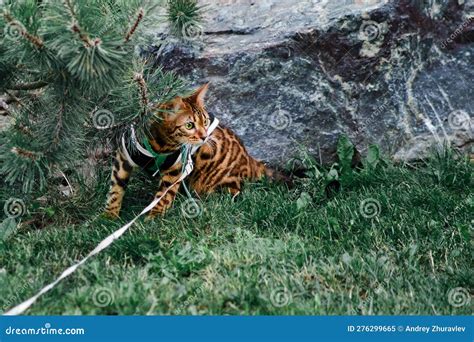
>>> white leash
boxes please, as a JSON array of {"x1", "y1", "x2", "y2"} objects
[{"x1": 3, "y1": 154, "x2": 194, "y2": 316}]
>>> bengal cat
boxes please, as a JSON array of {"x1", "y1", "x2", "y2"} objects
[{"x1": 104, "y1": 83, "x2": 273, "y2": 220}]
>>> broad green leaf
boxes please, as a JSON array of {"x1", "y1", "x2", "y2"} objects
[
  {"x1": 0, "y1": 218, "x2": 18, "y2": 241},
  {"x1": 337, "y1": 134, "x2": 354, "y2": 176},
  {"x1": 326, "y1": 168, "x2": 339, "y2": 182},
  {"x1": 44, "y1": 207, "x2": 56, "y2": 217},
  {"x1": 366, "y1": 144, "x2": 380, "y2": 169},
  {"x1": 296, "y1": 192, "x2": 311, "y2": 211}
]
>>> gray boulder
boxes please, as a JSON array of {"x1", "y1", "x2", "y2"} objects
[{"x1": 149, "y1": 0, "x2": 473, "y2": 165}]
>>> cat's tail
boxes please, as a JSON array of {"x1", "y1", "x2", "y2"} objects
[
  {"x1": 265, "y1": 165, "x2": 293, "y2": 187},
  {"x1": 253, "y1": 159, "x2": 293, "y2": 187}
]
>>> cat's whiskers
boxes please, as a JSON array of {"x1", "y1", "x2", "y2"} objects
[{"x1": 204, "y1": 138, "x2": 217, "y2": 150}]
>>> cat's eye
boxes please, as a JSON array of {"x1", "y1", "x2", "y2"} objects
[
  {"x1": 204, "y1": 118, "x2": 210, "y2": 126},
  {"x1": 184, "y1": 122, "x2": 194, "y2": 130}
]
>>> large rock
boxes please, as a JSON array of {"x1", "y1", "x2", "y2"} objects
[{"x1": 149, "y1": 0, "x2": 473, "y2": 164}]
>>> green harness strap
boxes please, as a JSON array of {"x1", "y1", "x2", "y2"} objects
[
  {"x1": 142, "y1": 140, "x2": 194, "y2": 199},
  {"x1": 143, "y1": 139, "x2": 172, "y2": 175}
]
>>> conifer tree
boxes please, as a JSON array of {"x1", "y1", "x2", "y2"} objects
[{"x1": 0, "y1": 0, "x2": 202, "y2": 197}]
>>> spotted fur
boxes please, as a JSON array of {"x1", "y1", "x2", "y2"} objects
[{"x1": 104, "y1": 84, "x2": 267, "y2": 219}]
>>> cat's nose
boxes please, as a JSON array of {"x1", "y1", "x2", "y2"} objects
[{"x1": 197, "y1": 130, "x2": 207, "y2": 141}]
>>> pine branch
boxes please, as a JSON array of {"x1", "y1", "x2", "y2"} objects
[
  {"x1": 133, "y1": 72, "x2": 149, "y2": 112},
  {"x1": 3, "y1": 13, "x2": 44, "y2": 49},
  {"x1": 0, "y1": 99, "x2": 10, "y2": 115},
  {"x1": 4, "y1": 89, "x2": 44, "y2": 116},
  {"x1": 8, "y1": 80, "x2": 49, "y2": 90},
  {"x1": 4, "y1": 90, "x2": 20, "y2": 104},
  {"x1": 124, "y1": 8, "x2": 144, "y2": 43},
  {"x1": 0, "y1": 0, "x2": 201, "y2": 194},
  {"x1": 11, "y1": 147, "x2": 39, "y2": 160},
  {"x1": 16, "y1": 123, "x2": 32, "y2": 136},
  {"x1": 62, "y1": 0, "x2": 77, "y2": 19},
  {"x1": 71, "y1": 23, "x2": 101, "y2": 47},
  {"x1": 50, "y1": 100, "x2": 65, "y2": 148},
  {"x1": 167, "y1": 0, "x2": 203, "y2": 37},
  {"x1": 63, "y1": 0, "x2": 98, "y2": 48}
]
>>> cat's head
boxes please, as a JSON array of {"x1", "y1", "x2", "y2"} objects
[{"x1": 150, "y1": 83, "x2": 211, "y2": 149}]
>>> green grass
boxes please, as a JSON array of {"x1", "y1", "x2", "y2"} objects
[{"x1": 0, "y1": 150, "x2": 472, "y2": 315}]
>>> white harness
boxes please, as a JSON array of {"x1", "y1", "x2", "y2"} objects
[{"x1": 121, "y1": 117, "x2": 219, "y2": 176}]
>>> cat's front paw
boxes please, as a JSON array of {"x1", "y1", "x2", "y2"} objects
[
  {"x1": 144, "y1": 209, "x2": 166, "y2": 222},
  {"x1": 102, "y1": 211, "x2": 119, "y2": 220},
  {"x1": 144, "y1": 214, "x2": 159, "y2": 222}
]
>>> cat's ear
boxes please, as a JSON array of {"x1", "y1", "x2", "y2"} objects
[
  {"x1": 161, "y1": 97, "x2": 184, "y2": 114},
  {"x1": 186, "y1": 83, "x2": 209, "y2": 106},
  {"x1": 157, "y1": 97, "x2": 183, "y2": 117},
  {"x1": 171, "y1": 97, "x2": 185, "y2": 113}
]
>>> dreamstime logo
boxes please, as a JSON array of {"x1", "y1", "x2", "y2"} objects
[
  {"x1": 359, "y1": 198, "x2": 381, "y2": 218},
  {"x1": 440, "y1": 17, "x2": 473, "y2": 49},
  {"x1": 181, "y1": 21, "x2": 203, "y2": 42},
  {"x1": 92, "y1": 109, "x2": 115, "y2": 130},
  {"x1": 2, "y1": 278, "x2": 35, "y2": 311},
  {"x1": 3, "y1": 198, "x2": 26, "y2": 219},
  {"x1": 180, "y1": 198, "x2": 203, "y2": 218},
  {"x1": 270, "y1": 287, "x2": 292, "y2": 307},
  {"x1": 174, "y1": 285, "x2": 205, "y2": 315},
  {"x1": 448, "y1": 110, "x2": 472, "y2": 132},
  {"x1": 92, "y1": 287, "x2": 114, "y2": 307},
  {"x1": 359, "y1": 20, "x2": 383, "y2": 42},
  {"x1": 447, "y1": 287, "x2": 471, "y2": 308},
  {"x1": 3, "y1": 20, "x2": 25, "y2": 41},
  {"x1": 444, "y1": 194, "x2": 473, "y2": 226},
  {"x1": 269, "y1": 109, "x2": 292, "y2": 131}
]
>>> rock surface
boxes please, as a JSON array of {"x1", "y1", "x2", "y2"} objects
[
  {"x1": 0, "y1": 116, "x2": 8, "y2": 130},
  {"x1": 151, "y1": 0, "x2": 473, "y2": 165}
]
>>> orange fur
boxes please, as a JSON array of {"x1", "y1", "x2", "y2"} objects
[{"x1": 104, "y1": 84, "x2": 265, "y2": 219}]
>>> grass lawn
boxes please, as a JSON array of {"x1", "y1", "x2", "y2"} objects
[{"x1": 0, "y1": 149, "x2": 472, "y2": 315}]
